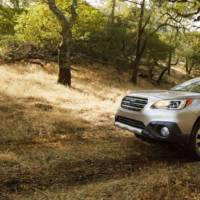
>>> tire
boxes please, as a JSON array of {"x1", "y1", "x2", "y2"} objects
[{"x1": 189, "y1": 121, "x2": 200, "y2": 160}]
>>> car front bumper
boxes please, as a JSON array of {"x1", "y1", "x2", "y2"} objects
[
  {"x1": 115, "y1": 116, "x2": 190, "y2": 144},
  {"x1": 115, "y1": 103, "x2": 197, "y2": 135}
]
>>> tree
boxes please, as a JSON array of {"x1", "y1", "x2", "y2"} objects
[
  {"x1": 15, "y1": 4, "x2": 60, "y2": 46},
  {"x1": 110, "y1": 0, "x2": 116, "y2": 25},
  {"x1": 47, "y1": 0, "x2": 78, "y2": 86},
  {"x1": 168, "y1": 0, "x2": 200, "y2": 24},
  {"x1": 130, "y1": 0, "x2": 146, "y2": 84},
  {"x1": 122, "y1": 0, "x2": 185, "y2": 84},
  {"x1": 160, "y1": 30, "x2": 180, "y2": 75},
  {"x1": 178, "y1": 32, "x2": 200, "y2": 74},
  {"x1": 0, "y1": 0, "x2": 23, "y2": 36}
]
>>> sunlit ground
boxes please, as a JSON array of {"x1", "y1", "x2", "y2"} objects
[{"x1": 0, "y1": 62, "x2": 200, "y2": 200}]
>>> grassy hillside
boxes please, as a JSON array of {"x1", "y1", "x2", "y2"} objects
[{"x1": 0, "y1": 62, "x2": 200, "y2": 200}]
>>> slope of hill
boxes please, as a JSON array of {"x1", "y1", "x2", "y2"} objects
[{"x1": 0, "y1": 62, "x2": 200, "y2": 200}]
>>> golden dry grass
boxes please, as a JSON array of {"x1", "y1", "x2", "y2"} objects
[{"x1": 0, "y1": 62, "x2": 200, "y2": 200}]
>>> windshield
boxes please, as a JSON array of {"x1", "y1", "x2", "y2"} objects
[{"x1": 171, "y1": 78, "x2": 200, "y2": 93}]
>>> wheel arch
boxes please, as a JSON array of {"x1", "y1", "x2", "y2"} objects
[{"x1": 191, "y1": 116, "x2": 200, "y2": 134}]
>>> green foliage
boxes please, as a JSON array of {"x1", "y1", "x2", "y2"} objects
[
  {"x1": 73, "y1": 3, "x2": 106, "y2": 40},
  {"x1": 168, "y1": 0, "x2": 200, "y2": 22},
  {"x1": 14, "y1": 1, "x2": 129, "y2": 64},
  {"x1": 0, "y1": 5, "x2": 18, "y2": 35},
  {"x1": 78, "y1": 19, "x2": 130, "y2": 64},
  {"x1": 146, "y1": 33, "x2": 171, "y2": 61},
  {"x1": 14, "y1": 2, "x2": 106, "y2": 47},
  {"x1": 1, "y1": 0, "x2": 199, "y2": 73},
  {"x1": 15, "y1": 4, "x2": 61, "y2": 47},
  {"x1": 0, "y1": 35, "x2": 18, "y2": 58},
  {"x1": 180, "y1": 32, "x2": 200, "y2": 67},
  {"x1": 0, "y1": 0, "x2": 30, "y2": 36}
]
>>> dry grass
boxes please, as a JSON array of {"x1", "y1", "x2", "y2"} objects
[{"x1": 0, "y1": 61, "x2": 199, "y2": 200}]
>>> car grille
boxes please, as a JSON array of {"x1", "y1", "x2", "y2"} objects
[
  {"x1": 115, "y1": 116, "x2": 145, "y2": 129},
  {"x1": 121, "y1": 96, "x2": 148, "y2": 111}
]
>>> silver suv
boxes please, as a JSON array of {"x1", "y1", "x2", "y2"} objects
[{"x1": 115, "y1": 78, "x2": 200, "y2": 159}]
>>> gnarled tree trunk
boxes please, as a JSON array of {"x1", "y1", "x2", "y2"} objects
[
  {"x1": 47, "y1": 0, "x2": 77, "y2": 87},
  {"x1": 57, "y1": 30, "x2": 72, "y2": 86}
]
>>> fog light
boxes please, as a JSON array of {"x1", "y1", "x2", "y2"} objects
[{"x1": 160, "y1": 127, "x2": 170, "y2": 137}]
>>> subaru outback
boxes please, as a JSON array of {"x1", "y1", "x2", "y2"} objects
[{"x1": 115, "y1": 78, "x2": 200, "y2": 159}]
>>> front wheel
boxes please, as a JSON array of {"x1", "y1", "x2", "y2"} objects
[{"x1": 189, "y1": 122, "x2": 200, "y2": 160}]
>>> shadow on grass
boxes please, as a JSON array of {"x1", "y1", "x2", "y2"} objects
[
  {"x1": 0, "y1": 137, "x2": 188, "y2": 194},
  {"x1": 0, "y1": 93, "x2": 189, "y2": 197}
]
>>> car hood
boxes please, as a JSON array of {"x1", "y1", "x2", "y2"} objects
[{"x1": 129, "y1": 90, "x2": 200, "y2": 99}]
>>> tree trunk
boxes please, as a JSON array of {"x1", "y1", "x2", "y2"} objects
[
  {"x1": 148, "y1": 57, "x2": 154, "y2": 80},
  {"x1": 188, "y1": 63, "x2": 194, "y2": 75},
  {"x1": 185, "y1": 57, "x2": 189, "y2": 74},
  {"x1": 157, "y1": 67, "x2": 168, "y2": 84},
  {"x1": 47, "y1": 0, "x2": 77, "y2": 87},
  {"x1": 167, "y1": 48, "x2": 172, "y2": 75},
  {"x1": 110, "y1": 0, "x2": 116, "y2": 25},
  {"x1": 131, "y1": 0, "x2": 145, "y2": 84},
  {"x1": 131, "y1": 56, "x2": 141, "y2": 83},
  {"x1": 185, "y1": 57, "x2": 193, "y2": 74},
  {"x1": 57, "y1": 30, "x2": 72, "y2": 86},
  {"x1": 58, "y1": 67, "x2": 71, "y2": 85}
]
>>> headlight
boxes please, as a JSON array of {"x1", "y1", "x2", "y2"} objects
[{"x1": 152, "y1": 99, "x2": 193, "y2": 110}]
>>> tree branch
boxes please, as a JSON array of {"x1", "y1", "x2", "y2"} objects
[
  {"x1": 140, "y1": 14, "x2": 151, "y2": 34},
  {"x1": 47, "y1": 0, "x2": 70, "y2": 28},
  {"x1": 70, "y1": 0, "x2": 78, "y2": 26}
]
